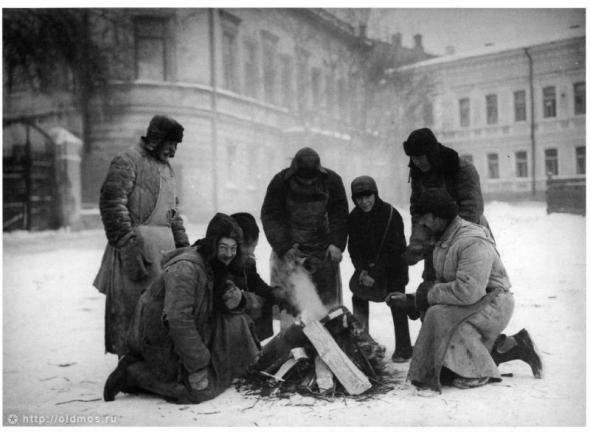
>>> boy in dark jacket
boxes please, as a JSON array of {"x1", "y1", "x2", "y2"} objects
[{"x1": 348, "y1": 176, "x2": 412, "y2": 362}]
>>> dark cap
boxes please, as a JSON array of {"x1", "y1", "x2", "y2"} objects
[
  {"x1": 144, "y1": 115, "x2": 184, "y2": 144},
  {"x1": 291, "y1": 147, "x2": 324, "y2": 179},
  {"x1": 414, "y1": 188, "x2": 459, "y2": 220},
  {"x1": 351, "y1": 175, "x2": 378, "y2": 199},
  {"x1": 403, "y1": 128, "x2": 439, "y2": 156}
]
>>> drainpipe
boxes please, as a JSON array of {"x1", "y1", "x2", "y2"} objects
[
  {"x1": 524, "y1": 48, "x2": 536, "y2": 198},
  {"x1": 209, "y1": 8, "x2": 219, "y2": 212}
]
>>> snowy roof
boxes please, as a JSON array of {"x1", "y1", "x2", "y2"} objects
[{"x1": 391, "y1": 31, "x2": 585, "y2": 72}]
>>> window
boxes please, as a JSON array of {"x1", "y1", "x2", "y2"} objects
[
  {"x1": 486, "y1": 94, "x2": 498, "y2": 124},
  {"x1": 514, "y1": 90, "x2": 526, "y2": 122},
  {"x1": 543, "y1": 86, "x2": 556, "y2": 118},
  {"x1": 337, "y1": 78, "x2": 347, "y2": 120},
  {"x1": 461, "y1": 154, "x2": 473, "y2": 164},
  {"x1": 515, "y1": 151, "x2": 528, "y2": 178},
  {"x1": 574, "y1": 82, "x2": 585, "y2": 115},
  {"x1": 487, "y1": 153, "x2": 499, "y2": 179},
  {"x1": 311, "y1": 67, "x2": 322, "y2": 109},
  {"x1": 222, "y1": 30, "x2": 238, "y2": 92},
  {"x1": 459, "y1": 98, "x2": 470, "y2": 127},
  {"x1": 295, "y1": 47, "x2": 309, "y2": 113},
  {"x1": 326, "y1": 71, "x2": 336, "y2": 116},
  {"x1": 279, "y1": 55, "x2": 293, "y2": 109},
  {"x1": 220, "y1": 11, "x2": 240, "y2": 92},
  {"x1": 545, "y1": 148, "x2": 559, "y2": 176},
  {"x1": 243, "y1": 40, "x2": 258, "y2": 98},
  {"x1": 134, "y1": 17, "x2": 167, "y2": 80},
  {"x1": 226, "y1": 144, "x2": 238, "y2": 185},
  {"x1": 576, "y1": 146, "x2": 585, "y2": 175},
  {"x1": 423, "y1": 101, "x2": 434, "y2": 126},
  {"x1": 262, "y1": 31, "x2": 278, "y2": 105}
]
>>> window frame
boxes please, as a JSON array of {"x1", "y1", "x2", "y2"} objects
[
  {"x1": 542, "y1": 86, "x2": 557, "y2": 118},
  {"x1": 459, "y1": 97, "x2": 470, "y2": 127},
  {"x1": 486, "y1": 94, "x2": 498, "y2": 125},
  {"x1": 515, "y1": 150, "x2": 528, "y2": 178},
  {"x1": 487, "y1": 153, "x2": 500, "y2": 179}
]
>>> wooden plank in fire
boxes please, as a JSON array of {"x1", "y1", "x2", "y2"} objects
[{"x1": 303, "y1": 320, "x2": 372, "y2": 395}]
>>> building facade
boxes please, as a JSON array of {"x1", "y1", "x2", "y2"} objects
[
  {"x1": 3, "y1": 8, "x2": 430, "y2": 227},
  {"x1": 391, "y1": 35, "x2": 586, "y2": 201}
]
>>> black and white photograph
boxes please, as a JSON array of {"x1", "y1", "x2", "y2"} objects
[{"x1": 2, "y1": 2, "x2": 586, "y2": 427}]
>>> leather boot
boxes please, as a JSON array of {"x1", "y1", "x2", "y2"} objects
[
  {"x1": 491, "y1": 329, "x2": 543, "y2": 378},
  {"x1": 103, "y1": 354, "x2": 140, "y2": 401}
]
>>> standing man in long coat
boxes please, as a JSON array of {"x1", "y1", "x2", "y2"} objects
[
  {"x1": 94, "y1": 115, "x2": 189, "y2": 356},
  {"x1": 261, "y1": 147, "x2": 348, "y2": 310}
]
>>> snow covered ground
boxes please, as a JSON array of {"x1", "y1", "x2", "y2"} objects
[{"x1": 2, "y1": 201, "x2": 586, "y2": 426}]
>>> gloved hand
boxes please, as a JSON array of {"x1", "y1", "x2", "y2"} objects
[
  {"x1": 415, "y1": 281, "x2": 435, "y2": 314},
  {"x1": 119, "y1": 234, "x2": 151, "y2": 281},
  {"x1": 188, "y1": 369, "x2": 208, "y2": 391},
  {"x1": 359, "y1": 270, "x2": 375, "y2": 287},
  {"x1": 283, "y1": 244, "x2": 303, "y2": 263},
  {"x1": 402, "y1": 245, "x2": 424, "y2": 265},
  {"x1": 271, "y1": 286, "x2": 299, "y2": 316},
  {"x1": 327, "y1": 244, "x2": 343, "y2": 263},
  {"x1": 222, "y1": 281, "x2": 243, "y2": 310}
]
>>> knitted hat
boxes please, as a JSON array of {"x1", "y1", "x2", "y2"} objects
[
  {"x1": 144, "y1": 115, "x2": 184, "y2": 144},
  {"x1": 403, "y1": 128, "x2": 439, "y2": 156},
  {"x1": 414, "y1": 189, "x2": 459, "y2": 219},
  {"x1": 351, "y1": 175, "x2": 378, "y2": 199}
]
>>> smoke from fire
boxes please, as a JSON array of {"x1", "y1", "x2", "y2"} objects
[{"x1": 287, "y1": 266, "x2": 328, "y2": 324}]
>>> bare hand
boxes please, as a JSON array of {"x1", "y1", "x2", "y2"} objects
[
  {"x1": 222, "y1": 282, "x2": 243, "y2": 310},
  {"x1": 327, "y1": 244, "x2": 343, "y2": 263},
  {"x1": 188, "y1": 369, "x2": 208, "y2": 391}
]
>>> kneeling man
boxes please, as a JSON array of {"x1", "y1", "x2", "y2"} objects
[
  {"x1": 103, "y1": 213, "x2": 260, "y2": 403},
  {"x1": 406, "y1": 189, "x2": 542, "y2": 391}
]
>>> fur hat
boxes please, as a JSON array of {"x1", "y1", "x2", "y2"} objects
[
  {"x1": 144, "y1": 115, "x2": 184, "y2": 144},
  {"x1": 403, "y1": 128, "x2": 439, "y2": 156},
  {"x1": 414, "y1": 189, "x2": 459, "y2": 220},
  {"x1": 195, "y1": 213, "x2": 243, "y2": 262},
  {"x1": 351, "y1": 175, "x2": 378, "y2": 199}
]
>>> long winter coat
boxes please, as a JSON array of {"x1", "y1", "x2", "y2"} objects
[
  {"x1": 126, "y1": 246, "x2": 260, "y2": 403},
  {"x1": 348, "y1": 197, "x2": 408, "y2": 302},
  {"x1": 94, "y1": 140, "x2": 189, "y2": 355},
  {"x1": 261, "y1": 166, "x2": 348, "y2": 257},
  {"x1": 407, "y1": 217, "x2": 514, "y2": 391},
  {"x1": 409, "y1": 144, "x2": 484, "y2": 225}
]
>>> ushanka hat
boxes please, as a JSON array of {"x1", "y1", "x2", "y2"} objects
[
  {"x1": 403, "y1": 128, "x2": 439, "y2": 156},
  {"x1": 144, "y1": 115, "x2": 184, "y2": 144}
]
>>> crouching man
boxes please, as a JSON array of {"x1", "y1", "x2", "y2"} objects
[
  {"x1": 103, "y1": 213, "x2": 260, "y2": 404},
  {"x1": 400, "y1": 189, "x2": 542, "y2": 392}
]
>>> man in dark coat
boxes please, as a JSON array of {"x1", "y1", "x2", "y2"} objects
[
  {"x1": 347, "y1": 176, "x2": 412, "y2": 362},
  {"x1": 403, "y1": 128, "x2": 487, "y2": 281},
  {"x1": 103, "y1": 213, "x2": 260, "y2": 404},
  {"x1": 94, "y1": 115, "x2": 189, "y2": 356},
  {"x1": 261, "y1": 147, "x2": 349, "y2": 311}
]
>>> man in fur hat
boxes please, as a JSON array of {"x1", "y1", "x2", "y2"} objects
[
  {"x1": 261, "y1": 147, "x2": 349, "y2": 311},
  {"x1": 398, "y1": 189, "x2": 542, "y2": 391},
  {"x1": 103, "y1": 213, "x2": 260, "y2": 404},
  {"x1": 94, "y1": 115, "x2": 189, "y2": 357},
  {"x1": 403, "y1": 128, "x2": 488, "y2": 281}
]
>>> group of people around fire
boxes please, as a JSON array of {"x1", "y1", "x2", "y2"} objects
[{"x1": 96, "y1": 115, "x2": 543, "y2": 404}]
